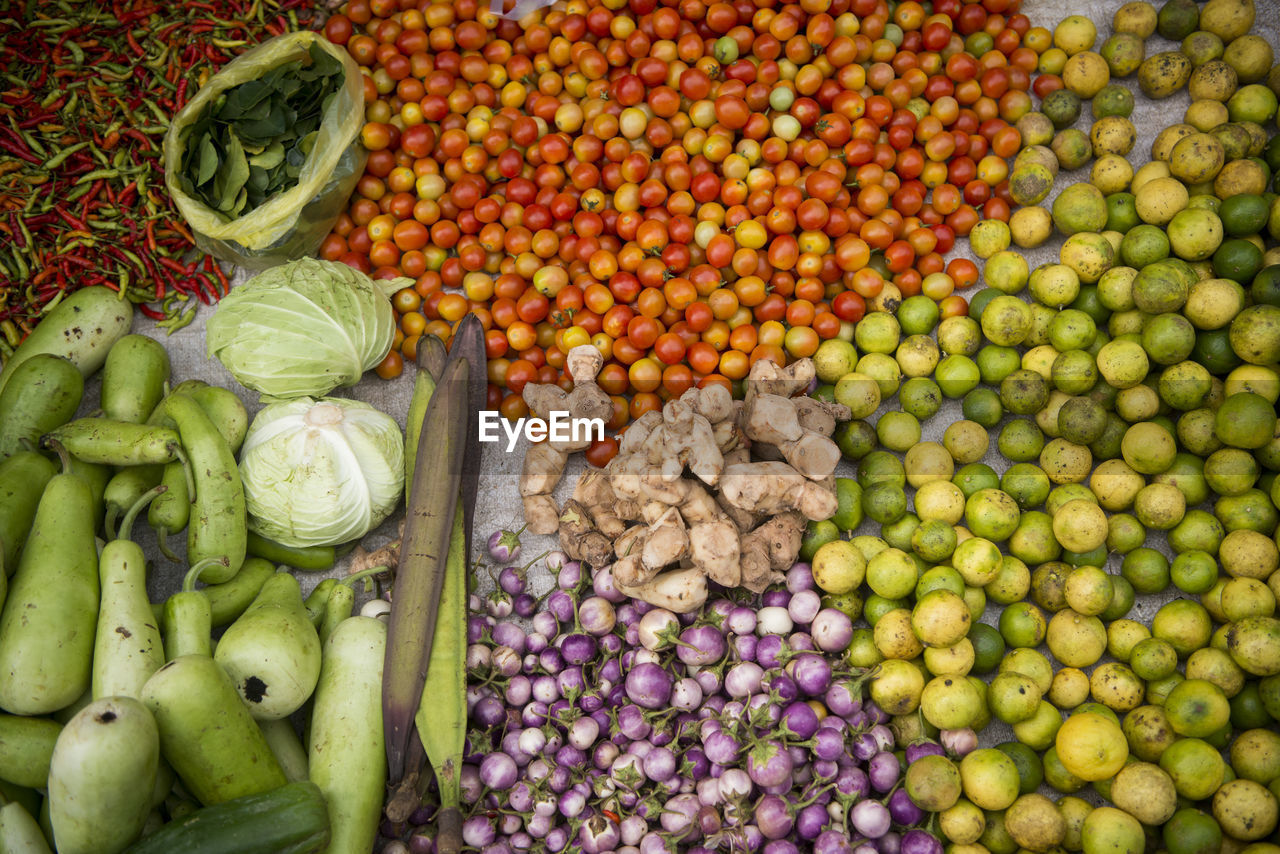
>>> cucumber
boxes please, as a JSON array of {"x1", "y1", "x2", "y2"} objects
[
  {"x1": 0, "y1": 287, "x2": 133, "y2": 397},
  {"x1": 121, "y1": 781, "x2": 329, "y2": 854},
  {"x1": 0, "y1": 354, "x2": 84, "y2": 460}
]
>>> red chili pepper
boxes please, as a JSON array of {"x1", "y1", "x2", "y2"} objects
[
  {"x1": 17, "y1": 113, "x2": 54, "y2": 129},
  {"x1": 139, "y1": 303, "x2": 166, "y2": 321},
  {"x1": 158, "y1": 256, "x2": 188, "y2": 275},
  {"x1": 0, "y1": 138, "x2": 39, "y2": 164}
]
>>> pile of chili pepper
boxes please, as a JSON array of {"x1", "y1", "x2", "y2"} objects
[{"x1": 0, "y1": 0, "x2": 314, "y2": 355}]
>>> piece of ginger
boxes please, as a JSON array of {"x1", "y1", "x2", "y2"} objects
[{"x1": 719, "y1": 460, "x2": 840, "y2": 520}]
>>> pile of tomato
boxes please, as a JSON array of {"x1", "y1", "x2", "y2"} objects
[{"x1": 318, "y1": 0, "x2": 1055, "y2": 439}]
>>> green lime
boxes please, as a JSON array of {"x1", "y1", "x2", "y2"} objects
[
  {"x1": 1219, "y1": 194, "x2": 1269, "y2": 237},
  {"x1": 1120, "y1": 224, "x2": 1171, "y2": 267},
  {"x1": 936, "y1": 354, "x2": 982, "y2": 398},
  {"x1": 966, "y1": 287, "x2": 1002, "y2": 322},
  {"x1": 822, "y1": 589, "x2": 864, "y2": 622},
  {"x1": 858, "y1": 450, "x2": 906, "y2": 489},
  {"x1": 863, "y1": 594, "x2": 906, "y2": 626},
  {"x1": 1171, "y1": 550, "x2": 1219, "y2": 594},
  {"x1": 1000, "y1": 602, "x2": 1048, "y2": 648},
  {"x1": 1216, "y1": 392, "x2": 1277, "y2": 449},
  {"x1": 1214, "y1": 238, "x2": 1264, "y2": 283},
  {"x1": 1002, "y1": 463, "x2": 1052, "y2": 509},
  {"x1": 832, "y1": 478, "x2": 864, "y2": 532},
  {"x1": 954, "y1": 463, "x2": 1001, "y2": 498},
  {"x1": 1069, "y1": 284, "x2": 1110, "y2": 325},
  {"x1": 1105, "y1": 192, "x2": 1140, "y2": 233},
  {"x1": 994, "y1": 741, "x2": 1045, "y2": 795},
  {"x1": 1193, "y1": 328, "x2": 1243, "y2": 374},
  {"x1": 1130, "y1": 637, "x2": 1179, "y2": 681},
  {"x1": 1120, "y1": 547, "x2": 1171, "y2": 594},
  {"x1": 862, "y1": 481, "x2": 907, "y2": 525},
  {"x1": 1100, "y1": 575, "x2": 1136, "y2": 621},
  {"x1": 1229, "y1": 682, "x2": 1274, "y2": 730},
  {"x1": 799, "y1": 519, "x2": 840, "y2": 562},
  {"x1": 1042, "y1": 746, "x2": 1087, "y2": 794},
  {"x1": 1229, "y1": 304, "x2": 1280, "y2": 364},
  {"x1": 898, "y1": 294, "x2": 941, "y2": 335},
  {"x1": 834, "y1": 419, "x2": 877, "y2": 461},
  {"x1": 1163, "y1": 809, "x2": 1222, "y2": 854},
  {"x1": 976, "y1": 344, "x2": 1023, "y2": 384},
  {"x1": 998, "y1": 419, "x2": 1046, "y2": 463},
  {"x1": 899, "y1": 376, "x2": 942, "y2": 421},
  {"x1": 962, "y1": 387, "x2": 1004, "y2": 427},
  {"x1": 968, "y1": 622, "x2": 1007, "y2": 674},
  {"x1": 916, "y1": 565, "x2": 966, "y2": 599},
  {"x1": 1252, "y1": 264, "x2": 1280, "y2": 307},
  {"x1": 1143, "y1": 313, "x2": 1197, "y2": 366}
]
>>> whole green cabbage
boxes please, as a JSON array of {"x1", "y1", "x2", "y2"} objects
[
  {"x1": 206, "y1": 258, "x2": 399, "y2": 399},
  {"x1": 239, "y1": 397, "x2": 404, "y2": 547}
]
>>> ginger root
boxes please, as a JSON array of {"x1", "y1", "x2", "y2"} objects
[
  {"x1": 520, "y1": 442, "x2": 569, "y2": 535},
  {"x1": 615, "y1": 567, "x2": 709, "y2": 613},
  {"x1": 719, "y1": 460, "x2": 840, "y2": 521},
  {"x1": 517, "y1": 356, "x2": 846, "y2": 612},
  {"x1": 558, "y1": 499, "x2": 613, "y2": 566}
]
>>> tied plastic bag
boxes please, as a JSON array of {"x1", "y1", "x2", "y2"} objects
[{"x1": 163, "y1": 31, "x2": 366, "y2": 271}]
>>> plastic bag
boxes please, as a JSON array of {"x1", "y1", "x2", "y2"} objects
[{"x1": 163, "y1": 31, "x2": 367, "y2": 271}]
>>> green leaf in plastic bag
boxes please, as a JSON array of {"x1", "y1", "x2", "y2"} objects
[
  {"x1": 215, "y1": 133, "x2": 250, "y2": 212},
  {"x1": 249, "y1": 141, "x2": 285, "y2": 170},
  {"x1": 196, "y1": 136, "x2": 219, "y2": 185}
]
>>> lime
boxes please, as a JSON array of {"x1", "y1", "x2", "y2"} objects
[
  {"x1": 834, "y1": 419, "x2": 877, "y2": 461},
  {"x1": 1216, "y1": 392, "x2": 1277, "y2": 449},
  {"x1": 1055, "y1": 713, "x2": 1128, "y2": 782},
  {"x1": 1164, "y1": 678, "x2": 1232, "y2": 738},
  {"x1": 1171, "y1": 550, "x2": 1220, "y2": 593},
  {"x1": 811, "y1": 539, "x2": 867, "y2": 595},
  {"x1": 1105, "y1": 191, "x2": 1140, "y2": 233},
  {"x1": 1230, "y1": 304, "x2": 1280, "y2": 364},
  {"x1": 962, "y1": 387, "x2": 1004, "y2": 427},
  {"x1": 1219, "y1": 193, "x2": 1269, "y2": 236},
  {"x1": 831, "y1": 478, "x2": 864, "y2": 532},
  {"x1": 1213, "y1": 238, "x2": 1264, "y2": 283},
  {"x1": 994, "y1": 740, "x2": 1045, "y2": 795},
  {"x1": 1163, "y1": 809, "x2": 1223, "y2": 854},
  {"x1": 799, "y1": 519, "x2": 840, "y2": 562},
  {"x1": 968, "y1": 623, "x2": 1006, "y2": 675},
  {"x1": 898, "y1": 295, "x2": 941, "y2": 335},
  {"x1": 1160, "y1": 737, "x2": 1226, "y2": 800},
  {"x1": 813, "y1": 339, "x2": 859, "y2": 384}
]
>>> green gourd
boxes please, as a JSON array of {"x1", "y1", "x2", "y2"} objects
[
  {"x1": 214, "y1": 573, "x2": 321, "y2": 720},
  {"x1": 47, "y1": 696, "x2": 158, "y2": 854},
  {"x1": 139, "y1": 655, "x2": 286, "y2": 807},
  {"x1": 0, "y1": 458, "x2": 99, "y2": 715},
  {"x1": 93, "y1": 487, "x2": 167, "y2": 700}
]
